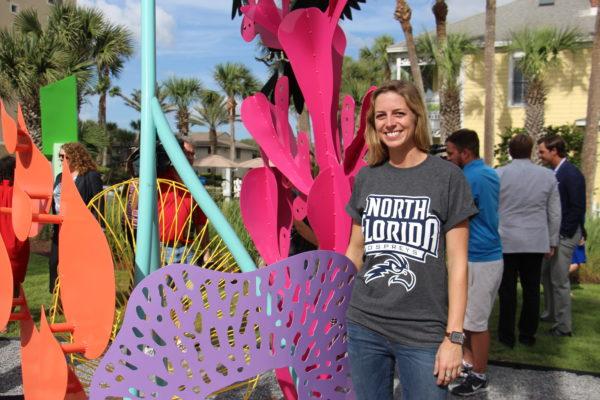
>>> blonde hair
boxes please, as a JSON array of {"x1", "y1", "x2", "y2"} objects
[
  {"x1": 365, "y1": 80, "x2": 431, "y2": 166},
  {"x1": 62, "y1": 142, "x2": 98, "y2": 175}
]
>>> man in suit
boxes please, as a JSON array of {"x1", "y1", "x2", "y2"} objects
[
  {"x1": 538, "y1": 135, "x2": 586, "y2": 337},
  {"x1": 497, "y1": 134, "x2": 561, "y2": 347}
]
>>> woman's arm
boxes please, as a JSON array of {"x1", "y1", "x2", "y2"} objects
[
  {"x1": 434, "y1": 219, "x2": 468, "y2": 386},
  {"x1": 345, "y1": 223, "x2": 365, "y2": 271}
]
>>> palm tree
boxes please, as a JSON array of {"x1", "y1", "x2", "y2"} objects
[
  {"x1": 92, "y1": 23, "x2": 134, "y2": 128},
  {"x1": 358, "y1": 35, "x2": 394, "y2": 82},
  {"x1": 418, "y1": 33, "x2": 476, "y2": 140},
  {"x1": 394, "y1": 0, "x2": 425, "y2": 99},
  {"x1": 582, "y1": 9, "x2": 600, "y2": 213},
  {"x1": 0, "y1": 7, "x2": 95, "y2": 142},
  {"x1": 163, "y1": 77, "x2": 203, "y2": 136},
  {"x1": 110, "y1": 85, "x2": 174, "y2": 114},
  {"x1": 190, "y1": 90, "x2": 229, "y2": 155},
  {"x1": 483, "y1": 0, "x2": 496, "y2": 164},
  {"x1": 213, "y1": 62, "x2": 260, "y2": 161},
  {"x1": 509, "y1": 27, "x2": 583, "y2": 141}
]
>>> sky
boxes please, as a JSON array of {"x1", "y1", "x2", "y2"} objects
[{"x1": 78, "y1": 0, "x2": 514, "y2": 139}]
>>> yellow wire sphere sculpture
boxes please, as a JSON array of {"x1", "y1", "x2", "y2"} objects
[{"x1": 49, "y1": 178, "x2": 260, "y2": 398}]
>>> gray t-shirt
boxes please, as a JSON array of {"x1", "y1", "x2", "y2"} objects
[{"x1": 345, "y1": 155, "x2": 477, "y2": 346}]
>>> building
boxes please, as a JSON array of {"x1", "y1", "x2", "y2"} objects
[
  {"x1": 1, "y1": 0, "x2": 73, "y2": 30},
  {"x1": 188, "y1": 131, "x2": 260, "y2": 176},
  {"x1": 388, "y1": 0, "x2": 599, "y2": 210}
]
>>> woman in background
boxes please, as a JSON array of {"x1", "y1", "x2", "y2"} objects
[{"x1": 49, "y1": 143, "x2": 103, "y2": 293}]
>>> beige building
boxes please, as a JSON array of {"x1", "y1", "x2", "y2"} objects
[
  {"x1": 1, "y1": 0, "x2": 73, "y2": 30},
  {"x1": 188, "y1": 131, "x2": 260, "y2": 177}
]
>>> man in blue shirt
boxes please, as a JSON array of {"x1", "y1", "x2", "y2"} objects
[{"x1": 446, "y1": 129, "x2": 503, "y2": 396}]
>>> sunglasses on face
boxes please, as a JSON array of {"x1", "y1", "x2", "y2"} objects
[{"x1": 58, "y1": 154, "x2": 67, "y2": 160}]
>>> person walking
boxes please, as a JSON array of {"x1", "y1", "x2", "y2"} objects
[
  {"x1": 496, "y1": 134, "x2": 561, "y2": 347},
  {"x1": 445, "y1": 129, "x2": 503, "y2": 396},
  {"x1": 345, "y1": 80, "x2": 476, "y2": 400},
  {"x1": 538, "y1": 135, "x2": 585, "y2": 337}
]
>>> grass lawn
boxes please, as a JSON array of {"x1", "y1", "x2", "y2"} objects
[
  {"x1": 1, "y1": 253, "x2": 53, "y2": 337},
  {"x1": 3, "y1": 253, "x2": 600, "y2": 374},
  {"x1": 488, "y1": 284, "x2": 600, "y2": 374}
]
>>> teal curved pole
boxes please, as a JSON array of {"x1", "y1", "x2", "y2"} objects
[
  {"x1": 151, "y1": 98, "x2": 257, "y2": 273},
  {"x1": 136, "y1": 0, "x2": 160, "y2": 283}
]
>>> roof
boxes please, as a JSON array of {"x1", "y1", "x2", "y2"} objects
[
  {"x1": 388, "y1": 0, "x2": 597, "y2": 53},
  {"x1": 188, "y1": 132, "x2": 258, "y2": 151}
]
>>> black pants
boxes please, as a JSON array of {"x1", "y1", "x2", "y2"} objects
[
  {"x1": 49, "y1": 225, "x2": 59, "y2": 293},
  {"x1": 498, "y1": 253, "x2": 544, "y2": 341}
]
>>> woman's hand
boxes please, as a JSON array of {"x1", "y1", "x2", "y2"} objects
[{"x1": 434, "y1": 339, "x2": 463, "y2": 386}]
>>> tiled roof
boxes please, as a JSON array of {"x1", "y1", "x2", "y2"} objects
[
  {"x1": 188, "y1": 132, "x2": 258, "y2": 150},
  {"x1": 389, "y1": 0, "x2": 597, "y2": 52}
]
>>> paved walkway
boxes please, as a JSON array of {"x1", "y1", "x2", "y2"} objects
[{"x1": 2, "y1": 337, "x2": 600, "y2": 399}]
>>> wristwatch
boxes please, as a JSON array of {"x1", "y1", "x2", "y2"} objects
[{"x1": 445, "y1": 331, "x2": 465, "y2": 345}]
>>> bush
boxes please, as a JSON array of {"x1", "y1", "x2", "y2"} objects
[
  {"x1": 494, "y1": 125, "x2": 584, "y2": 167},
  {"x1": 208, "y1": 199, "x2": 261, "y2": 265},
  {"x1": 581, "y1": 217, "x2": 600, "y2": 283}
]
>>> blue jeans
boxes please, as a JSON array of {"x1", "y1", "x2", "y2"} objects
[{"x1": 347, "y1": 322, "x2": 447, "y2": 400}]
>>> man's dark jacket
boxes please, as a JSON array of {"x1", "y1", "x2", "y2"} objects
[{"x1": 555, "y1": 160, "x2": 586, "y2": 238}]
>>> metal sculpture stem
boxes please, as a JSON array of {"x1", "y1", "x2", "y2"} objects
[
  {"x1": 136, "y1": 0, "x2": 160, "y2": 283},
  {"x1": 152, "y1": 99, "x2": 256, "y2": 272},
  {"x1": 137, "y1": 0, "x2": 256, "y2": 280}
]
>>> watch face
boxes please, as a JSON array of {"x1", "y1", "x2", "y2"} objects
[{"x1": 450, "y1": 332, "x2": 465, "y2": 344}]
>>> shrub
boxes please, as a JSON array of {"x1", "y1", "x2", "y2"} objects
[
  {"x1": 581, "y1": 217, "x2": 600, "y2": 283},
  {"x1": 494, "y1": 125, "x2": 584, "y2": 167},
  {"x1": 208, "y1": 199, "x2": 261, "y2": 266}
]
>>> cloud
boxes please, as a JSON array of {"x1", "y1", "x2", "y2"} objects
[
  {"x1": 160, "y1": 0, "x2": 230, "y2": 12},
  {"x1": 78, "y1": 0, "x2": 175, "y2": 47}
]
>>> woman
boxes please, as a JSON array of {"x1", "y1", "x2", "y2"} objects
[
  {"x1": 345, "y1": 81, "x2": 476, "y2": 399},
  {"x1": 49, "y1": 143, "x2": 103, "y2": 293},
  {"x1": 0, "y1": 155, "x2": 30, "y2": 298}
]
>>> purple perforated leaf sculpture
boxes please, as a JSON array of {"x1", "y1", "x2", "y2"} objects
[{"x1": 90, "y1": 251, "x2": 356, "y2": 399}]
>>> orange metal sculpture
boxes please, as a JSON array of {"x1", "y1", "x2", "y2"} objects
[{"x1": 0, "y1": 101, "x2": 115, "y2": 399}]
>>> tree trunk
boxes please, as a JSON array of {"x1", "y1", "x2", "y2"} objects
[
  {"x1": 99, "y1": 89, "x2": 109, "y2": 166},
  {"x1": 440, "y1": 88, "x2": 461, "y2": 141},
  {"x1": 483, "y1": 0, "x2": 496, "y2": 165},
  {"x1": 209, "y1": 128, "x2": 218, "y2": 155},
  {"x1": 582, "y1": 9, "x2": 600, "y2": 214},
  {"x1": 228, "y1": 98, "x2": 237, "y2": 161},
  {"x1": 21, "y1": 100, "x2": 42, "y2": 147},
  {"x1": 432, "y1": 0, "x2": 448, "y2": 44},
  {"x1": 228, "y1": 98, "x2": 237, "y2": 198},
  {"x1": 524, "y1": 78, "x2": 546, "y2": 140},
  {"x1": 176, "y1": 108, "x2": 185, "y2": 135},
  {"x1": 181, "y1": 109, "x2": 190, "y2": 136},
  {"x1": 394, "y1": 1, "x2": 426, "y2": 100},
  {"x1": 297, "y1": 108, "x2": 311, "y2": 135}
]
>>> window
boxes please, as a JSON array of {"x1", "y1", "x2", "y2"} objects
[
  {"x1": 235, "y1": 149, "x2": 242, "y2": 160},
  {"x1": 10, "y1": 3, "x2": 19, "y2": 14},
  {"x1": 509, "y1": 53, "x2": 527, "y2": 106},
  {"x1": 207, "y1": 147, "x2": 212, "y2": 154},
  {"x1": 538, "y1": 0, "x2": 554, "y2": 6}
]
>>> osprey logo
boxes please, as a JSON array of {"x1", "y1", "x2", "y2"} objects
[{"x1": 364, "y1": 253, "x2": 417, "y2": 291}]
